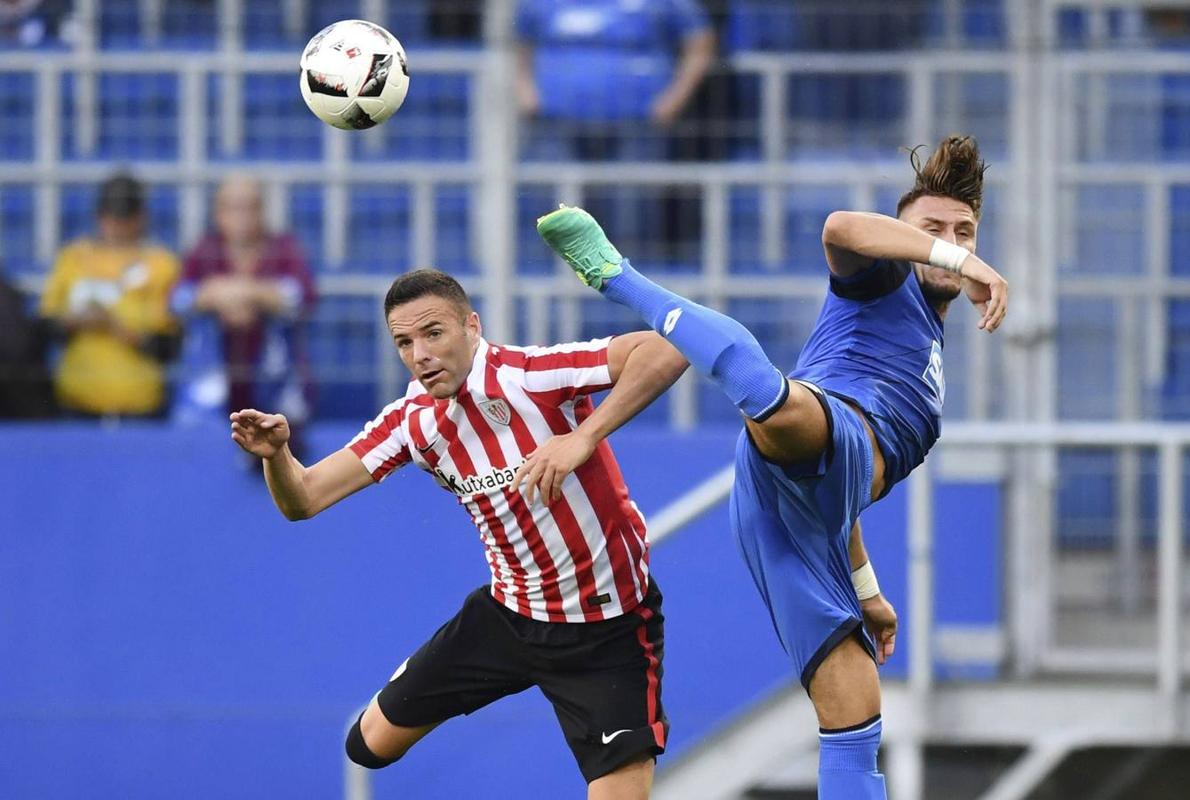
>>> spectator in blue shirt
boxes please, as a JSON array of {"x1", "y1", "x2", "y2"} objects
[
  {"x1": 516, "y1": 0, "x2": 714, "y2": 130},
  {"x1": 516, "y1": 0, "x2": 715, "y2": 262}
]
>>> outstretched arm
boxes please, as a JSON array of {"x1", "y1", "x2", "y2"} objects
[
  {"x1": 822, "y1": 211, "x2": 1008, "y2": 332},
  {"x1": 849, "y1": 520, "x2": 897, "y2": 665},
  {"x1": 513, "y1": 332, "x2": 688, "y2": 504},
  {"x1": 231, "y1": 409, "x2": 373, "y2": 520}
]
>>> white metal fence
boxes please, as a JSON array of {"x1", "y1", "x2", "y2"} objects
[{"x1": 643, "y1": 422, "x2": 1190, "y2": 800}]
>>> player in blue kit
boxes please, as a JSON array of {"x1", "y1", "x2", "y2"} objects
[{"x1": 527, "y1": 137, "x2": 1008, "y2": 799}]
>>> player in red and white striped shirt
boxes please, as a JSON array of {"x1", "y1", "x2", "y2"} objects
[{"x1": 230, "y1": 268, "x2": 686, "y2": 798}]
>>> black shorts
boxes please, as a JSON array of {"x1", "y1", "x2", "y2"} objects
[{"x1": 375, "y1": 580, "x2": 668, "y2": 783}]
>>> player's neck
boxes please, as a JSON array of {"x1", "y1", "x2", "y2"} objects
[{"x1": 912, "y1": 263, "x2": 956, "y2": 321}]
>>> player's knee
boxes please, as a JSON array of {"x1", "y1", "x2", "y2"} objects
[
  {"x1": 746, "y1": 381, "x2": 831, "y2": 463},
  {"x1": 345, "y1": 714, "x2": 400, "y2": 770}
]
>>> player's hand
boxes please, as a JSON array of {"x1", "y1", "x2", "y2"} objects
[
  {"x1": 860, "y1": 593, "x2": 897, "y2": 665},
  {"x1": 512, "y1": 430, "x2": 597, "y2": 506},
  {"x1": 959, "y1": 255, "x2": 1008, "y2": 333},
  {"x1": 230, "y1": 408, "x2": 291, "y2": 459}
]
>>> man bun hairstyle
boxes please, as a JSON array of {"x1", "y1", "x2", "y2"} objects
[
  {"x1": 896, "y1": 135, "x2": 988, "y2": 220},
  {"x1": 383, "y1": 268, "x2": 473, "y2": 318}
]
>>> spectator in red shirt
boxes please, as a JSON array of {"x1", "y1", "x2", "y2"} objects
[{"x1": 174, "y1": 175, "x2": 317, "y2": 452}]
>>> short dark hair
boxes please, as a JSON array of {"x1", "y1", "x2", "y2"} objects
[
  {"x1": 383, "y1": 268, "x2": 472, "y2": 318},
  {"x1": 896, "y1": 135, "x2": 988, "y2": 220},
  {"x1": 96, "y1": 172, "x2": 145, "y2": 219}
]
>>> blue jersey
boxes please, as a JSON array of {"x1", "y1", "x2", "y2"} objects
[
  {"x1": 790, "y1": 259, "x2": 944, "y2": 491},
  {"x1": 515, "y1": 0, "x2": 710, "y2": 120}
]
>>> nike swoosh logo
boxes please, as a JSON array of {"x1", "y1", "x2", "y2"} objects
[
  {"x1": 601, "y1": 729, "x2": 633, "y2": 745},
  {"x1": 417, "y1": 438, "x2": 439, "y2": 454}
]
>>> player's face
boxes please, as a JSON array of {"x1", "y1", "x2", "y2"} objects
[
  {"x1": 899, "y1": 194, "x2": 979, "y2": 304},
  {"x1": 387, "y1": 295, "x2": 481, "y2": 399}
]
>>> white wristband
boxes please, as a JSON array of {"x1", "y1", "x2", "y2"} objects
[
  {"x1": 928, "y1": 239, "x2": 970, "y2": 274},
  {"x1": 851, "y1": 561, "x2": 881, "y2": 601}
]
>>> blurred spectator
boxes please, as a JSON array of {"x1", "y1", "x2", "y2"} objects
[
  {"x1": 515, "y1": 0, "x2": 714, "y2": 262},
  {"x1": 174, "y1": 175, "x2": 316, "y2": 452},
  {"x1": 515, "y1": 0, "x2": 713, "y2": 129},
  {"x1": 0, "y1": 0, "x2": 72, "y2": 47},
  {"x1": 40, "y1": 172, "x2": 181, "y2": 418},
  {"x1": 0, "y1": 266, "x2": 54, "y2": 418}
]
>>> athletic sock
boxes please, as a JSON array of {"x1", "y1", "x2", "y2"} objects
[
  {"x1": 817, "y1": 715, "x2": 887, "y2": 800},
  {"x1": 602, "y1": 259, "x2": 789, "y2": 421}
]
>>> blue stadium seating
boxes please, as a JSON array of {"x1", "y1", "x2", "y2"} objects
[
  {"x1": 213, "y1": 73, "x2": 324, "y2": 162},
  {"x1": 58, "y1": 184, "x2": 98, "y2": 245},
  {"x1": 306, "y1": 294, "x2": 383, "y2": 421},
  {"x1": 1162, "y1": 74, "x2": 1190, "y2": 160},
  {"x1": 433, "y1": 185, "x2": 477, "y2": 274},
  {"x1": 163, "y1": 1, "x2": 217, "y2": 49},
  {"x1": 515, "y1": 185, "x2": 558, "y2": 275},
  {"x1": 288, "y1": 185, "x2": 325, "y2": 271},
  {"x1": 0, "y1": 185, "x2": 36, "y2": 275},
  {"x1": 346, "y1": 186, "x2": 411, "y2": 271},
  {"x1": 98, "y1": 0, "x2": 140, "y2": 49},
  {"x1": 1163, "y1": 184, "x2": 1190, "y2": 420},
  {"x1": 60, "y1": 72, "x2": 180, "y2": 161},
  {"x1": 0, "y1": 73, "x2": 35, "y2": 163}
]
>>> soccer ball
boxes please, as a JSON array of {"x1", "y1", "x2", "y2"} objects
[{"x1": 299, "y1": 19, "x2": 409, "y2": 130}]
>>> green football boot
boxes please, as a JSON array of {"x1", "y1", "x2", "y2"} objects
[{"x1": 536, "y1": 205, "x2": 623, "y2": 290}]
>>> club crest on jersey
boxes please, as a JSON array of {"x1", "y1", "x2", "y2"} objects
[
  {"x1": 922, "y1": 340, "x2": 945, "y2": 404},
  {"x1": 479, "y1": 398, "x2": 511, "y2": 426}
]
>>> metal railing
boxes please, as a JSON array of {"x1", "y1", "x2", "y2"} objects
[{"x1": 640, "y1": 422, "x2": 1190, "y2": 800}]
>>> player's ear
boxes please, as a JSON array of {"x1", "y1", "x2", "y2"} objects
[{"x1": 465, "y1": 310, "x2": 482, "y2": 341}]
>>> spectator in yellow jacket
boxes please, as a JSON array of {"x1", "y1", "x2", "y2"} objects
[{"x1": 40, "y1": 172, "x2": 180, "y2": 417}]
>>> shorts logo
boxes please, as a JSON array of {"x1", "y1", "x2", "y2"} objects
[
  {"x1": 662, "y1": 308, "x2": 682, "y2": 336},
  {"x1": 389, "y1": 658, "x2": 409, "y2": 682},
  {"x1": 478, "y1": 399, "x2": 511, "y2": 426},
  {"x1": 601, "y1": 729, "x2": 632, "y2": 745}
]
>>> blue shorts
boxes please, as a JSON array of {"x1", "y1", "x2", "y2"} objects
[{"x1": 729, "y1": 383, "x2": 878, "y2": 690}]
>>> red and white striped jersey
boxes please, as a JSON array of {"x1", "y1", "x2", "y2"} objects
[{"x1": 348, "y1": 338, "x2": 651, "y2": 623}]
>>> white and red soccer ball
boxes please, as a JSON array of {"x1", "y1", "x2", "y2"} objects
[{"x1": 299, "y1": 19, "x2": 409, "y2": 130}]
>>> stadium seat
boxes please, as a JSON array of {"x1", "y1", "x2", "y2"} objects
[
  {"x1": 220, "y1": 74, "x2": 324, "y2": 161},
  {"x1": 162, "y1": 1, "x2": 217, "y2": 50},
  {"x1": 0, "y1": 72, "x2": 35, "y2": 163},
  {"x1": 306, "y1": 294, "x2": 382, "y2": 420},
  {"x1": 1058, "y1": 297, "x2": 1119, "y2": 420},
  {"x1": 346, "y1": 186, "x2": 411, "y2": 272},
  {"x1": 98, "y1": 0, "x2": 139, "y2": 49},
  {"x1": 288, "y1": 185, "x2": 325, "y2": 273},
  {"x1": 0, "y1": 185, "x2": 37, "y2": 275},
  {"x1": 60, "y1": 73, "x2": 180, "y2": 161},
  {"x1": 433, "y1": 186, "x2": 477, "y2": 274},
  {"x1": 1162, "y1": 74, "x2": 1190, "y2": 160},
  {"x1": 726, "y1": 185, "x2": 847, "y2": 274},
  {"x1": 58, "y1": 184, "x2": 97, "y2": 245}
]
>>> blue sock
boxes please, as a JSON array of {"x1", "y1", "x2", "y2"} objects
[
  {"x1": 818, "y1": 715, "x2": 887, "y2": 800},
  {"x1": 602, "y1": 259, "x2": 789, "y2": 421}
]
